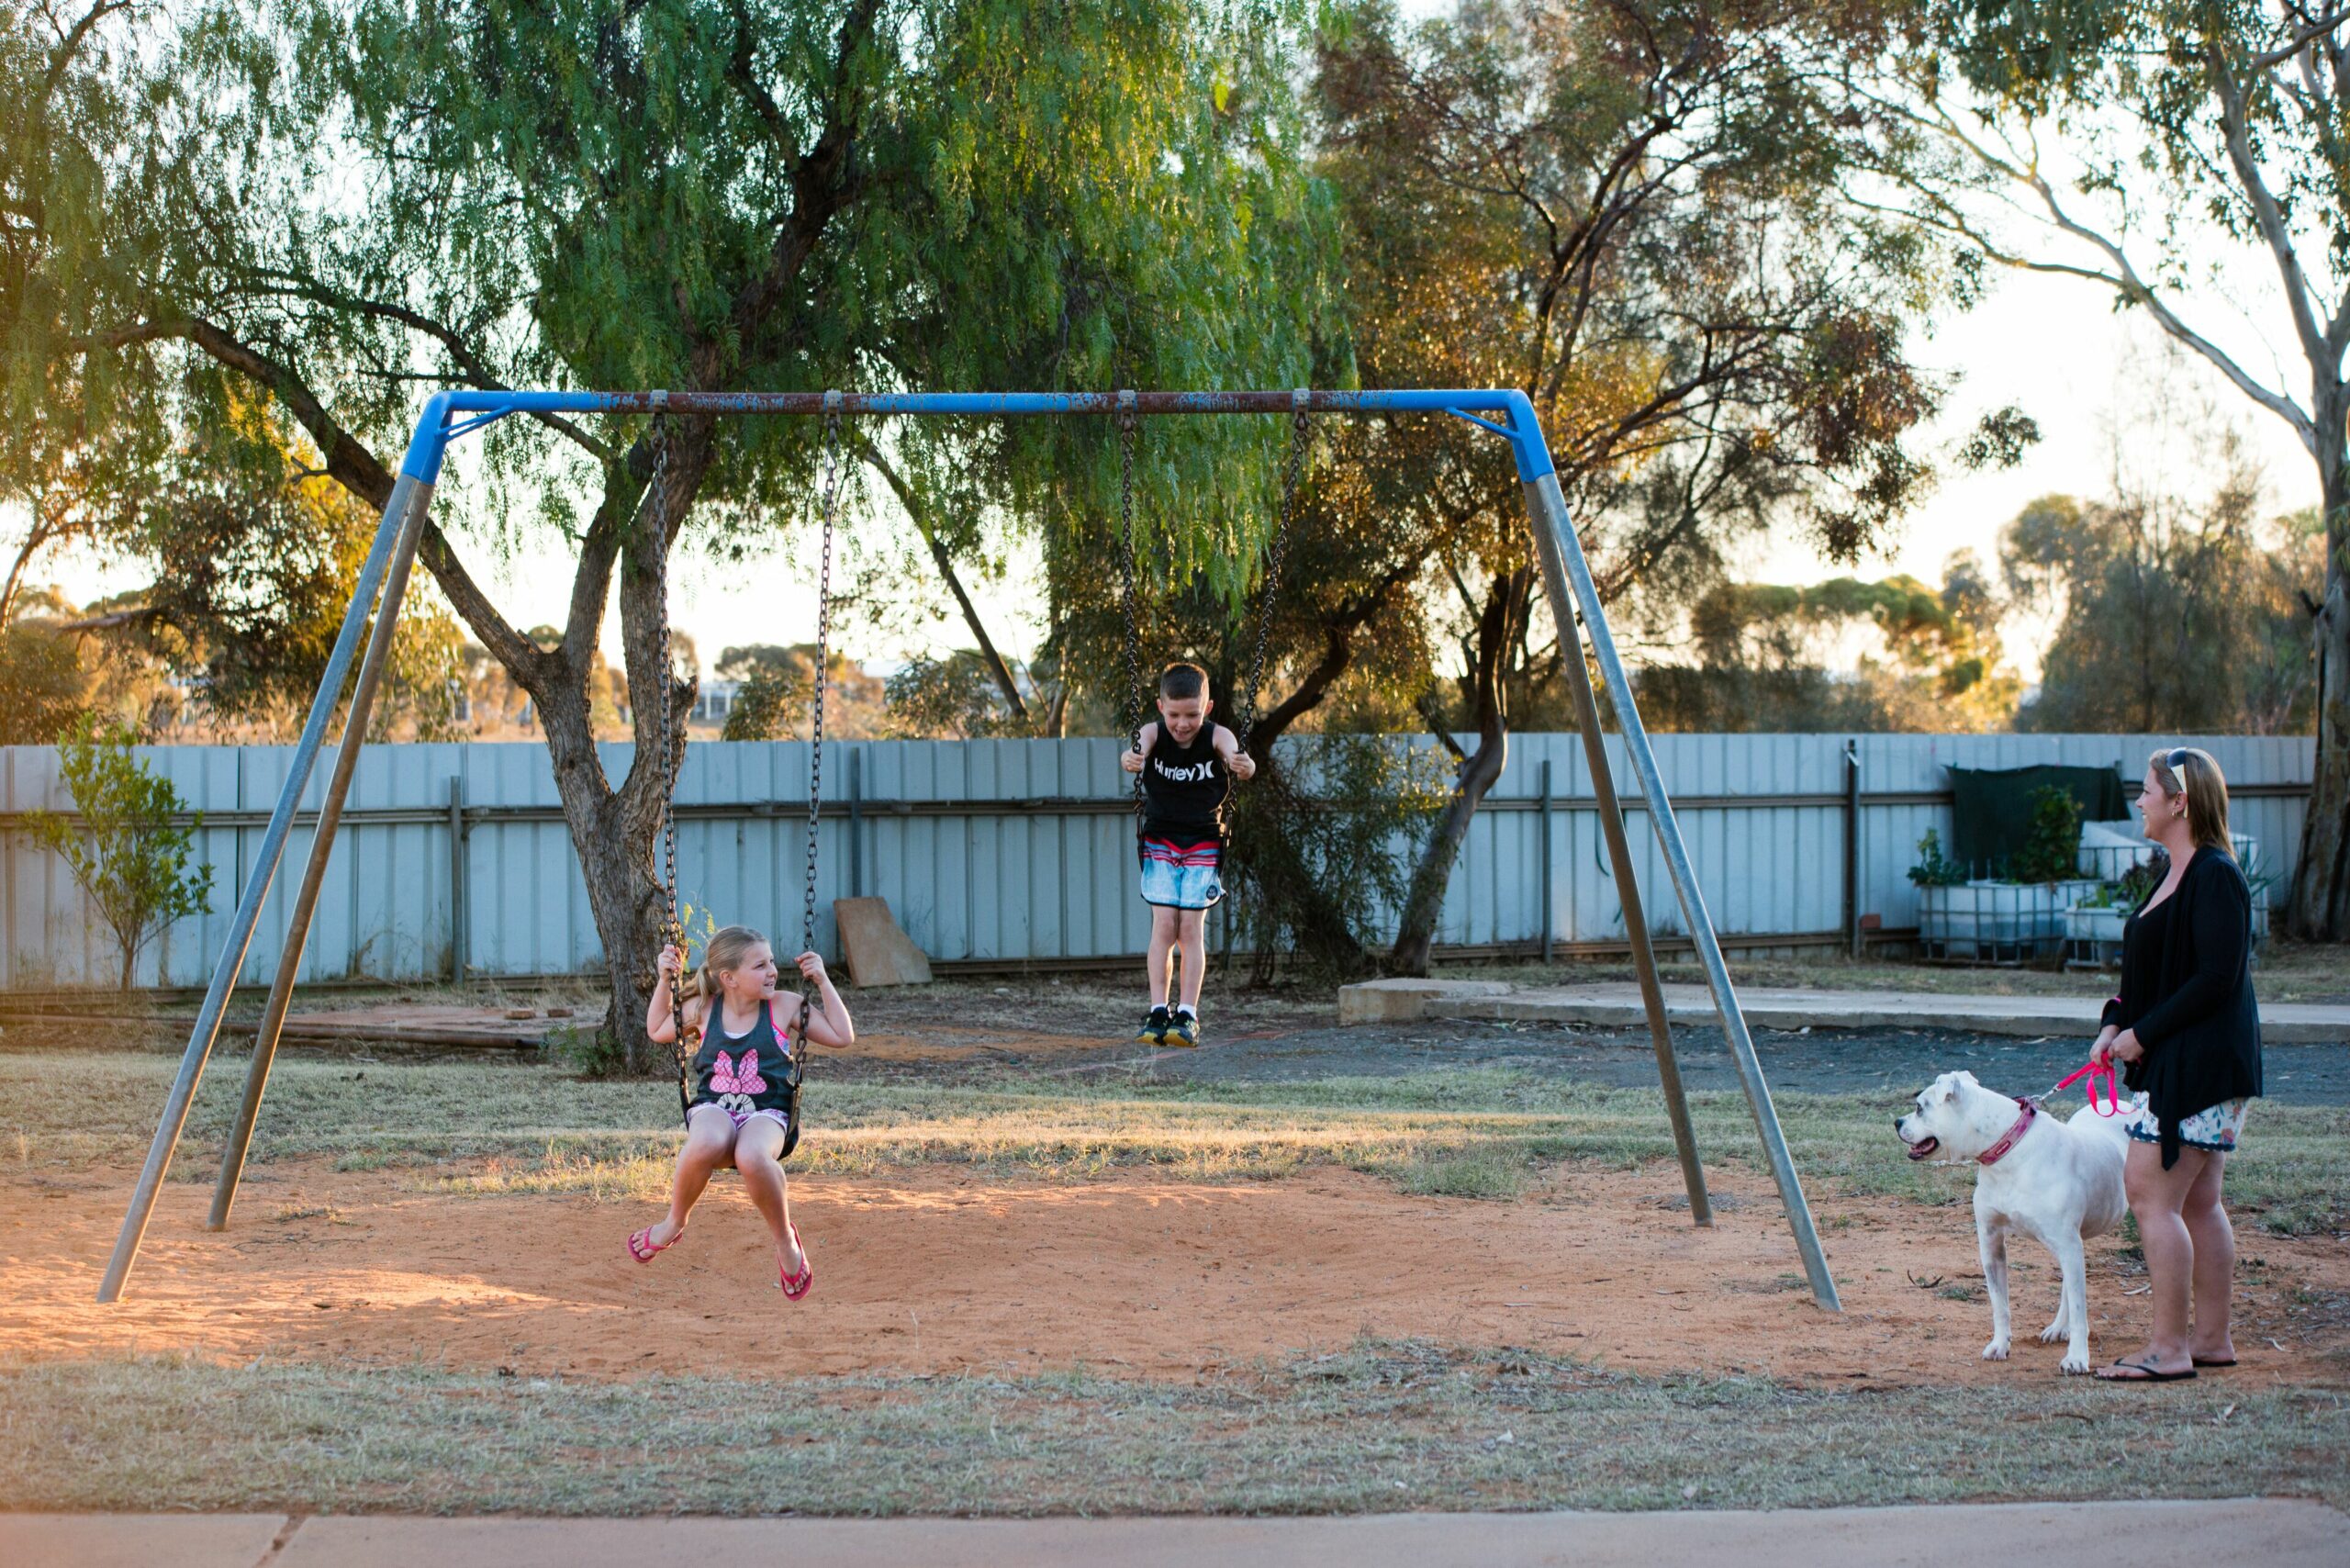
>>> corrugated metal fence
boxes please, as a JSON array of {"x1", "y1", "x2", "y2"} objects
[{"x1": 0, "y1": 733, "x2": 2315, "y2": 989}]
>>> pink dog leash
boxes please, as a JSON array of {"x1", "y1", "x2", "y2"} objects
[{"x1": 2042, "y1": 1058, "x2": 2122, "y2": 1117}]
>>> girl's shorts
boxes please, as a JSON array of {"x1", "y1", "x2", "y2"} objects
[
  {"x1": 1140, "y1": 836, "x2": 1225, "y2": 910},
  {"x1": 2122, "y1": 1096, "x2": 2250, "y2": 1154},
  {"x1": 688, "y1": 1102, "x2": 792, "y2": 1135}
]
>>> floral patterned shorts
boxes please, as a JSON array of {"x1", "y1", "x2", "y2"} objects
[{"x1": 2122, "y1": 1096, "x2": 2250, "y2": 1154}]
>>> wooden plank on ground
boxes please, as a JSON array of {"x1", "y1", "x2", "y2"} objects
[{"x1": 834, "y1": 896, "x2": 932, "y2": 987}]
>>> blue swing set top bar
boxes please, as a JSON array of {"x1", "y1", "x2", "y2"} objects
[{"x1": 398, "y1": 388, "x2": 1555, "y2": 485}]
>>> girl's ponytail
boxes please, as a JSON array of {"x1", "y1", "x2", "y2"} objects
[{"x1": 681, "y1": 924, "x2": 768, "y2": 1040}]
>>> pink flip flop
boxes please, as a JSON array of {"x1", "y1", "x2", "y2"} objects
[
  {"x1": 778, "y1": 1219, "x2": 813, "y2": 1300},
  {"x1": 628, "y1": 1223, "x2": 684, "y2": 1263}
]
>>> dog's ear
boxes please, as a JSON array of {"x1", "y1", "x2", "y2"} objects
[{"x1": 1939, "y1": 1079, "x2": 1960, "y2": 1103}]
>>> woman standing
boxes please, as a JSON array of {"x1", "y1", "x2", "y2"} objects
[{"x1": 2092, "y1": 746, "x2": 2264, "y2": 1383}]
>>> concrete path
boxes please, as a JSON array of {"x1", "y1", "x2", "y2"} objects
[
  {"x1": 6, "y1": 1500, "x2": 2344, "y2": 1568},
  {"x1": 1340, "y1": 978, "x2": 2350, "y2": 1044}
]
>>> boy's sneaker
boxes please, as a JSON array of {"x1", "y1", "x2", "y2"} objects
[
  {"x1": 1136, "y1": 1005, "x2": 1171, "y2": 1045},
  {"x1": 1164, "y1": 1008, "x2": 1200, "y2": 1048}
]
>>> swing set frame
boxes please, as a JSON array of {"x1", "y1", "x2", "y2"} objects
[{"x1": 95, "y1": 387, "x2": 1842, "y2": 1312}]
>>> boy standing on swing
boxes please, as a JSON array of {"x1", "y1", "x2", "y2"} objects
[{"x1": 1121, "y1": 662, "x2": 1256, "y2": 1047}]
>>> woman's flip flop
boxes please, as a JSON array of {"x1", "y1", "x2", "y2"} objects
[
  {"x1": 627, "y1": 1224, "x2": 684, "y2": 1263},
  {"x1": 779, "y1": 1218, "x2": 814, "y2": 1300},
  {"x1": 2098, "y1": 1355, "x2": 2196, "y2": 1382}
]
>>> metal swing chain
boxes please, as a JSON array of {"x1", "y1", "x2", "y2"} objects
[
  {"x1": 1237, "y1": 391, "x2": 1311, "y2": 756},
  {"x1": 647, "y1": 415, "x2": 694, "y2": 1104},
  {"x1": 1113, "y1": 393, "x2": 1146, "y2": 808},
  {"x1": 793, "y1": 397, "x2": 845, "y2": 1059}
]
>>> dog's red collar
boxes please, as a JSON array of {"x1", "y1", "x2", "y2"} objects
[{"x1": 1977, "y1": 1097, "x2": 2037, "y2": 1166}]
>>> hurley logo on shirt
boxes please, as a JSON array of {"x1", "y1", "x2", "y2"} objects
[{"x1": 1154, "y1": 756, "x2": 1216, "y2": 783}]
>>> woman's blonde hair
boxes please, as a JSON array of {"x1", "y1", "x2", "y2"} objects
[
  {"x1": 680, "y1": 924, "x2": 770, "y2": 1033},
  {"x1": 2149, "y1": 746, "x2": 2232, "y2": 856}
]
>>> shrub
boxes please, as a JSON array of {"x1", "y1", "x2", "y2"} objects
[
  {"x1": 1906, "y1": 828, "x2": 1968, "y2": 888},
  {"x1": 1224, "y1": 734, "x2": 1448, "y2": 981},
  {"x1": 2009, "y1": 784, "x2": 2083, "y2": 884},
  {"x1": 27, "y1": 715, "x2": 213, "y2": 987}
]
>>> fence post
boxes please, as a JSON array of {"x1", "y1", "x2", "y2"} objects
[
  {"x1": 1538, "y1": 758, "x2": 1554, "y2": 964},
  {"x1": 448, "y1": 772, "x2": 468, "y2": 983},
  {"x1": 1844, "y1": 739, "x2": 1861, "y2": 960},
  {"x1": 847, "y1": 747, "x2": 863, "y2": 901}
]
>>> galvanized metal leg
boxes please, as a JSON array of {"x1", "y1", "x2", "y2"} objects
[
  {"x1": 96, "y1": 473, "x2": 432, "y2": 1304},
  {"x1": 207, "y1": 482, "x2": 435, "y2": 1230},
  {"x1": 1533, "y1": 545, "x2": 1711, "y2": 1226},
  {"x1": 1520, "y1": 472, "x2": 1840, "y2": 1309}
]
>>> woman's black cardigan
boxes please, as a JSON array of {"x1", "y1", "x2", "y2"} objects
[{"x1": 2100, "y1": 847, "x2": 2263, "y2": 1167}]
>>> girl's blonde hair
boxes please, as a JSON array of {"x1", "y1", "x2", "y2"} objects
[
  {"x1": 680, "y1": 924, "x2": 770, "y2": 1034},
  {"x1": 2149, "y1": 746, "x2": 2232, "y2": 856}
]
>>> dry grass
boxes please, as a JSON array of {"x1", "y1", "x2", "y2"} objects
[
  {"x1": 2, "y1": 1344, "x2": 2343, "y2": 1516},
  {"x1": 6, "y1": 1051, "x2": 2344, "y2": 1234}
]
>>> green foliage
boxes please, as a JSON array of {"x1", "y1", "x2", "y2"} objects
[
  {"x1": 104, "y1": 462, "x2": 468, "y2": 738},
  {"x1": 882, "y1": 649, "x2": 1032, "y2": 739},
  {"x1": 26, "y1": 715, "x2": 213, "y2": 988},
  {"x1": 720, "y1": 666, "x2": 802, "y2": 743},
  {"x1": 1223, "y1": 735, "x2": 1449, "y2": 980},
  {"x1": 2009, "y1": 785, "x2": 2082, "y2": 885},
  {"x1": 1907, "y1": 829, "x2": 1968, "y2": 889},
  {"x1": 0, "y1": 620, "x2": 87, "y2": 744},
  {"x1": 7, "y1": 0, "x2": 1340, "y2": 1058},
  {"x1": 713, "y1": 644, "x2": 880, "y2": 741},
  {"x1": 1635, "y1": 556, "x2": 2021, "y2": 733},
  {"x1": 2006, "y1": 485, "x2": 2323, "y2": 735},
  {"x1": 2080, "y1": 857, "x2": 2162, "y2": 911}
]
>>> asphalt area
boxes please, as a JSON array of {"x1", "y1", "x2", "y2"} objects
[{"x1": 826, "y1": 1005, "x2": 2350, "y2": 1103}]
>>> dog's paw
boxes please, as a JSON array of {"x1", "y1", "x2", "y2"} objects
[
  {"x1": 2038, "y1": 1321, "x2": 2068, "y2": 1344},
  {"x1": 1982, "y1": 1338, "x2": 2010, "y2": 1361},
  {"x1": 2059, "y1": 1350, "x2": 2091, "y2": 1375}
]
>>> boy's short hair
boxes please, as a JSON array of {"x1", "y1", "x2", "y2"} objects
[{"x1": 1158, "y1": 663, "x2": 1208, "y2": 701}]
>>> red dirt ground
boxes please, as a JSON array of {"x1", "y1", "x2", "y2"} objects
[{"x1": 6, "y1": 1161, "x2": 2345, "y2": 1388}]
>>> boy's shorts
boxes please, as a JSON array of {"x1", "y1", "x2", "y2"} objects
[{"x1": 1140, "y1": 836, "x2": 1225, "y2": 910}]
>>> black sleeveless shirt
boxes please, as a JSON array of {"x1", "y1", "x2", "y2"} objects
[
  {"x1": 1141, "y1": 724, "x2": 1231, "y2": 843},
  {"x1": 686, "y1": 998, "x2": 797, "y2": 1117}
]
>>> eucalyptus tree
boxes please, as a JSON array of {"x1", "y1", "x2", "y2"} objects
[
  {"x1": 1315, "y1": 0, "x2": 1998, "y2": 974},
  {"x1": 10, "y1": 0, "x2": 1332, "y2": 1062},
  {"x1": 1875, "y1": 0, "x2": 2350, "y2": 937}
]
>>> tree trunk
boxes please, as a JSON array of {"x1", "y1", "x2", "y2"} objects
[
  {"x1": 2289, "y1": 416, "x2": 2350, "y2": 938},
  {"x1": 1389, "y1": 568, "x2": 1529, "y2": 975},
  {"x1": 1224, "y1": 584, "x2": 1411, "y2": 980},
  {"x1": 535, "y1": 676, "x2": 669, "y2": 1073}
]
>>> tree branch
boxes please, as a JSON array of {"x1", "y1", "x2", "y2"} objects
[
  {"x1": 2203, "y1": 39, "x2": 2333, "y2": 372},
  {"x1": 1870, "y1": 95, "x2": 2320, "y2": 453},
  {"x1": 855, "y1": 433, "x2": 1030, "y2": 720}
]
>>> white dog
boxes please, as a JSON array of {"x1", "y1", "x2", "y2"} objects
[{"x1": 1895, "y1": 1070, "x2": 2136, "y2": 1374}]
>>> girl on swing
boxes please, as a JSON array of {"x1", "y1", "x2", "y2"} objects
[{"x1": 628, "y1": 924, "x2": 854, "y2": 1298}]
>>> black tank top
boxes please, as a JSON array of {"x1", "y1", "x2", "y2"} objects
[
  {"x1": 687, "y1": 999, "x2": 796, "y2": 1116},
  {"x1": 1141, "y1": 724, "x2": 1231, "y2": 842},
  {"x1": 2114, "y1": 889, "x2": 2177, "y2": 1032}
]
